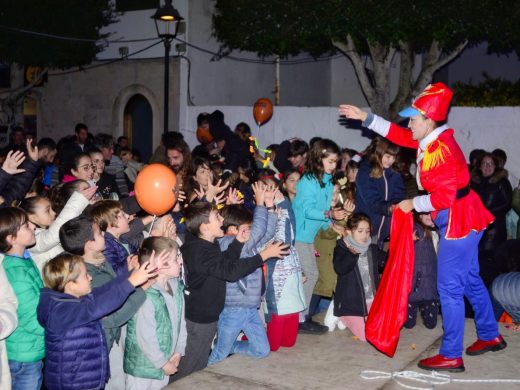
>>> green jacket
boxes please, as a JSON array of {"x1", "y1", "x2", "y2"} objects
[
  {"x1": 313, "y1": 227, "x2": 341, "y2": 297},
  {"x1": 124, "y1": 284, "x2": 183, "y2": 379},
  {"x1": 85, "y1": 260, "x2": 146, "y2": 349},
  {"x1": 2, "y1": 255, "x2": 45, "y2": 362}
]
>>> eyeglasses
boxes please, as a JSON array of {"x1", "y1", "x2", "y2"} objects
[{"x1": 78, "y1": 164, "x2": 95, "y2": 171}]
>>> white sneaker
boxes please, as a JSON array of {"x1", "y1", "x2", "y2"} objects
[
  {"x1": 337, "y1": 320, "x2": 347, "y2": 330},
  {"x1": 324, "y1": 301, "x2": 339, "y2": 332}
]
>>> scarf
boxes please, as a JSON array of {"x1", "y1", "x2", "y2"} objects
[{"x1": 345, "y1": 235, "x2": 370, "y2": 254}]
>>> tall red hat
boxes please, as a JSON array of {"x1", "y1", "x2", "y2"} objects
[{"x1": 398, "y1": 82, "x2": 453, "y2": 121}]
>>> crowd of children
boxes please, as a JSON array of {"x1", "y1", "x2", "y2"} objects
[{"x1": 0, "y1": 104, "x2": 516, "y2": 389}]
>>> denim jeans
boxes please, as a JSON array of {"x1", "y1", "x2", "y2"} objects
[
  {"x1": 9, "y1": 360, "x2": 43, "y2": 390},
  {"x1": 208, "y1": 307, "x2": 270, "y2": 365}
]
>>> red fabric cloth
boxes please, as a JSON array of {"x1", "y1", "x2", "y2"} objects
[{"x1": 365, "y1": 208, "x2": 414, "y2": 357}]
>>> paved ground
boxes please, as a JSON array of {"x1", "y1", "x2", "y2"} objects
[{"x1": 165, "y1": 319, "x2": 520, "y2": 390}]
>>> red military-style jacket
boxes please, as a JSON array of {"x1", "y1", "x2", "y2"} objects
[{"x1": 385, "y1": 123, "x2": 493, "y2": 239}]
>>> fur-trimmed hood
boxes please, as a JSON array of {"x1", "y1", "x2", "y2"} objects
[{"x1": 471, "y1": 167, "x2": 509, "y2": 185}]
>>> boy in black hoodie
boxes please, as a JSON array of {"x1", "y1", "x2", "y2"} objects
[{"x1": 171, "y1": 202, "x2": 287, "y2": 382}]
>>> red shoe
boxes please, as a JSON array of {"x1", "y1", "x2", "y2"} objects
[
  {"x1": 418, "y1": 354, "x2": 465, "y2": 372},
  {"x1": 466, "y1": 335, "x2": 507, "y2": 356}
]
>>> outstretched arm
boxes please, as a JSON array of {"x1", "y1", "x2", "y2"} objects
[{"x1": 339, "y1": 105, "x2": 418, "y2": 149}]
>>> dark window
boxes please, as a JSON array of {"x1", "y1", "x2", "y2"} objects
[
  {"x1": 116, "y1": 0, "x2": 159, "y2": 12},
  {"x1": 0, "y1": 65, "x2": 10, "y2": 89}
]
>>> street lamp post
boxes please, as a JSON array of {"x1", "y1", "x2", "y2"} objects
[{"x1": 152, "y1": 0, "x2": 184, "y2": 135}]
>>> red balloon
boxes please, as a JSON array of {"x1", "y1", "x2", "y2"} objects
[
  {"x1": 134, "y1": 164, "x2": 177, "y2": 216},
  {"x1": 253, "y1": 98, "x2": 273, "y2": 126},
  {"x1": 196, "y1": 126, "x2": 213, "y2": 144}
]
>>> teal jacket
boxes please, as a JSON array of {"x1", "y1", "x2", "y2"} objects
[
  {"x1": 293, "y1": 173, "x2": 334, "y2": 244},
  {"x1": 2, "y1": 254, "x2": 45, "y2": 362}
]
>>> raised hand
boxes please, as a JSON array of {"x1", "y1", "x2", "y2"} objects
[
  {"x1": 252, "y1": 181, "x2": 265, "y2": 206},
  {"x1": 1, "y1": 150, "x2": 26, "y2": 175},
  {"x1": 206, "y1": 179, "x2": 229, "y2": 203},
  {"x1": 226, "y1": 187, "x2": 244, "y2": 205},
  {"x1": 26, "y1": 139, "x2": 39, "y2": 162},
  {"x1": 213, "y1": 191, "x2": 226, "y2": 206},
  {"x1": 260, "y1": 241, "x2": 291, "y2": 261},
  {"x1": 78, "y1": 185, "x2": 98, "y2": 201},
  {"x1": 331, "y1": 208, "x2": 348, "y2": 221},
  {"x1": 264, "y1": 185, "x2": 277, "y2": 208},
  {"x1": 338, "y1": 105, "x2": 368, "y2": 122},
  {"x1": 150, "y1": 249, "x2": 171, "y2": 271},
  {"x1": 128, "y1": 261, "x2": 158, "y2": 287},
  {"x1": 127, "y1": 254, "x2": 139, "y2": 271},
  {"x1": 273, "y1": 188, "x2": 284, "y2": 203},
  {"x1": 193, "y1": 185, "x2": 205, "y2": 202},
  {"x1": 343, "y1": 198, "x2": 355, "y2": 215}
]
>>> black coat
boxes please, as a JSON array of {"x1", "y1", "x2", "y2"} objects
[
  {"x1": 408, "y1": 223, "x2": 439, "y2": 303},
  {"x1": 333, "y1": 239, "x2": 384, "y2": 317},
  {"x1": 95, "y1": 172, "x2": 121, "y2": 199},
  {"x1": 208, "y1": 110, "x2": 250, "y2": 172},
  {"x1": 0, "y1": 157, "x2": 41, "y2": 207},
  {"x1": 471, "y1": 169, "x2": 512, "y2": 252}
]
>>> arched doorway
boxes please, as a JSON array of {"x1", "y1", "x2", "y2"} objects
[{"x1": 124, "y1": 94, "x2": 153, "y2": 162}]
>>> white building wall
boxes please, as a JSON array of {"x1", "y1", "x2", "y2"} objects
[{"x1": 184, "y1": 106, "x2": 520, "y2": 185}]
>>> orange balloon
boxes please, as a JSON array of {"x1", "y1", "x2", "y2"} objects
[
  {"x1": 134, "y1": 164, "x2": 177, "y2": 215},
  {"x1": 196, "y1": 126, "x2": 213, "y2": 144},
  {"x1": 253, "y1": 98, "x2": 273, "y2": 126}
]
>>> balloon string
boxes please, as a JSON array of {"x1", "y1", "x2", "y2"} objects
[{"x1": 148, "y1": 215, "x2": 157, "y2": 236}]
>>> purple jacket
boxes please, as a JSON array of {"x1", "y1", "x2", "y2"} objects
[{"x1": 103, "y1": 232, "x2": 137, "y2": 277}]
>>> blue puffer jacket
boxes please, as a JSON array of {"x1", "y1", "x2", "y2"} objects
[
  {"x1": 293, "y1": 173, "x2": 334, "y2": 244},
  {"x1": 37, "y1": 274, "x2": 135, "y2": 390},
  {"x1": 219, "y1": 206, "x2": 277, "y2": 308},
  {"x1": 355, "y1": 159, "x2": 405, "y2": 247}
]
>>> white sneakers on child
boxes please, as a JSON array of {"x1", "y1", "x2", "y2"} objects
[{"x1": 324, "y1": 300, "x2": 340, "y2": 332}]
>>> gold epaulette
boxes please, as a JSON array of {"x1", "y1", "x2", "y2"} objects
[{"x1": 422, "y1": 140, "x2": 450, "y2": 171}]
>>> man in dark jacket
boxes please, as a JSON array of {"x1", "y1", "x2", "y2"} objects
[{"x1": 208, "y1": 110, "x2": 250, "y2": 173}]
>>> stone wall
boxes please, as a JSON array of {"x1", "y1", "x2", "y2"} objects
[{"x1": 35, "y1": 58, "x2": 180, "y2": 148}]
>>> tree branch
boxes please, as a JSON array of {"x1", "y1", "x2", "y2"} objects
[
  {"x1": 389, "y1": 41, "x2": 414, "y2": 120},
  {"x1": 436, "y1": 40, "x2": 469, "y2": 69},
  {"x1": 333, "y1": 35, "x2": 376, "y2": 105}
]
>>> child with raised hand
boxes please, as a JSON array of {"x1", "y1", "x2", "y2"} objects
[
  {"x1": 60, "y1": 214, "x2": 148, "y2": 390},
  {"x1": 264, "y1": 184, "x2": 306, "y2": 351},
  {"x1": 0, "y1": 207, "x2": 45, "y2": 389},
  {"x1": 332, "y1": 213, "x2": 386, "y2": 341},
  {"x1": 125, "y1": 237, "x2": 187, "y2": 389},
  {"x1": 20, "y1": 185, "x2": 97, "y2": 272},
  {"x1": 292, "y1": 138, "x2": 344, "y2": 333},
  {"x1": 90, "y1": 199, "x2": 135, "y2": 276},
  {"x1": 171, "y1": 202, "x2": 289, "y2": 382},
  {"x1": 37, "y1": 253, "x2": 157, "y2": 390},
  {"x1": 207, "y1": 181, "x2": 278, "y2": 365}
]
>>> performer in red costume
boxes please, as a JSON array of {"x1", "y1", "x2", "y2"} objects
[{"x1": 339, "y1": 82, "x2": 506, "y2": 372}]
